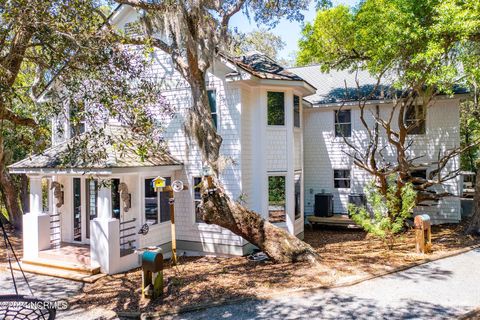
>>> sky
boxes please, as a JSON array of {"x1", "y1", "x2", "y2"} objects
[{"x1": 230, "y1": 0, "x2": 359, "y2": 61}]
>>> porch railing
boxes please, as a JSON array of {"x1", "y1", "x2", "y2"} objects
[
  {"x1": 49, "y1": 212, "x2": 61, "y2": 249},
  {"x1": 119, "y1": 218, "x2": 136, "y2": 257}
]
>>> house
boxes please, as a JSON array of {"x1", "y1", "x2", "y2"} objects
[
  {"x1": 8, "y1": 5, "x2": 463, "y2": 277},
  {"x1": 291, "y1": 65, "x2": 464, "y2": 225}
]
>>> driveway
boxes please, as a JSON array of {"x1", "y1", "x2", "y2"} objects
[
  {"x1": 168, "y1": 248, "x2": 480, "y2": 320},
  {"x1": 0, "y1": 269, "x2": 115, "y2": 319}
]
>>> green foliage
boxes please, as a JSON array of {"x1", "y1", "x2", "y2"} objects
[
  {"x1": 268, "y1": 176, "x2": 285, "y2": 206},
  {"x1": 298, "y1": 0, "x2": 480, "y2": 92},
  {"x1": 234, "y1": 28, "x2": 286, "y2": 60},
  {"x1": 349, "y1": 177, "x2": 416, "y2": 249},
  {"x1": 460, "y1": 100, "x2": 480, "y2": 171}
]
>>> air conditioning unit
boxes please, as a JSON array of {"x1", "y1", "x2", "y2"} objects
[{"x1": 314, "y1": 193, "x2": 334, "y2": 217}]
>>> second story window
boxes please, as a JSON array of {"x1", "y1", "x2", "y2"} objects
[
  {"x1": 69, "y1": 104, "x2": 86, "y2": 138},
  {"x1": 335, "y1": 109, "x2": 351, "y2": 137},
  {"x1": 294, "y1": 95, "x2": 300, "y2": 128},
  {"x1": 207, "y1": 90, "x2": 218, "y2": 129},
  {"x1": 405, "y1": 104, "x2": 426, "y2": 135},
  {"x1": 268, "y1": 92, "x2": 285, "y2": 125},
  {"x1": 334, "y1": 169, "x2": 351, "y2": 188}
]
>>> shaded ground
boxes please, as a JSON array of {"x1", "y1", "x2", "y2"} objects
[
  {"x1": 168, "y1": 248, "x2": 480, "y2": 320},
  {"x1": 0, "y1": 228, "x2": 22, "y2": 272},
  {"x1": 68, "y1": 223, "x2": 480, "y2": 316}
]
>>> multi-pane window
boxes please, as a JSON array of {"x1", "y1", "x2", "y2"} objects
[
  {"x1": 194, "y1": 177, "x2": 203, "y2": 222},
  {"x1": 267, "y1": 92, "x2": 285, "y2": 125},
  {"x1": 144, "y1": 177, "x2": 171, "y2": 225},
  {"x1": 294, "y1": 95, "x2": 301, "y2": 128},
  {"x1": 207, "y1": 90, "x2": 218, "y2": 129},
  {"x1": 334, "y1": 170, "x2": 351, "y2": 188},
  {"x1": 268, "y1": 176, "x2": 286, "y2": 223},
  {"x1": 111, "y1": 179, "x2": 121, "y2": 219},
  {"x1": 405, "y1": 104, "x2": 426, "y2": 135},
  {"x1": 73, "y1": 178, "x2": 82, "y2": 241},
  {"x1": 294, "y1": 173, "x2": 302, "y2": 219},
  {"x1": 335, "y1": 110, "x2": 351, "y2": 137}
]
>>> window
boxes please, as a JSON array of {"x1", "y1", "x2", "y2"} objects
[
  {"x1": 41, "y1": 178, "x2": 50, "y2": 213},
  {"x1": 334, "y1": 170, "x2": 351, "y2": 188},
  {"x1": 111, "y1": 179, "x2": 120, "y2": 219},
  {"x1": 193, "y1": 177, "x2": 203, "y2": 222},
  {"x1": 268, "y1": 92, "x2": 285, "y2": 125},
  {"x1": 411, "y1": 169, "x2": 427, "y2": 186},
  {"x1": 294, "y1": 173, "x2": 302, "y2": 219},
  {"x1": 69, "y1": 104, "x2": 86, "y2": 138},
  {"x1": 294, "y1": 95, "x2": 301, "y2": 128},
  {"x1": 405, "y1": 104, "x2": 426, "y2": 135},
  {"x1": 73, "y1": 178, "x2": 82, "y2": 241},
  {"x1": 268, "y1": 176, "x2": 286, "y2": 223},
  {"x1": 144, "y1": 177, "x2": 171, "y2": 225},
  {"x1": 85, "y1": 179, "x2": 98, "y2": 239},
  {"x1": 335, "y1": 110, "x2": 351, "y2": 137},
  {"x1": 207, "y1": 90, "x2": 218, "y2": 129}
]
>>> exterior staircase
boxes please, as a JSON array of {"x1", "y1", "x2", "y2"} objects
[
  {"x1": 14, "y1": 258, "x2": 103, "y2": 283},
  {"x1": 14, "y1": 244, "x2": 104, "y2": 283}
]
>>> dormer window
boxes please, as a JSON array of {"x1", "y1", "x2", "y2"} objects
[{"x1": 267, "y1": 91, "x2": 285, "y2": 125}]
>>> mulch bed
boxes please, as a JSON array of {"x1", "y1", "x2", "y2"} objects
[{"x1": 67, "y1": 223, "x2": 480, "y2": 316}]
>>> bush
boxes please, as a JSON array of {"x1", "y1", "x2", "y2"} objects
[{"x1": 348, "y1": 176, "x2": 416, "y2": 249}]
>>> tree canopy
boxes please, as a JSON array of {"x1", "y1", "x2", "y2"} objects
[{"x1": 298, "y1": 0, "x2": 480, "y2": 92}]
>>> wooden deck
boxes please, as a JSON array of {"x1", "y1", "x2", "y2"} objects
[
  {"x1": 15, "y1": 243, "x2": 104, "y2": 283},
  {"x1": 39, "y1": 243, "x2": 91, "y2": 265},
  {"x1": 307, "y1": 214, "x2": 360, "y2": 228}
]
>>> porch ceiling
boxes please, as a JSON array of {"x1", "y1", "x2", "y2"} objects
[{"x1": 8, "y1": 125, "x2": 182, "y2": 175}]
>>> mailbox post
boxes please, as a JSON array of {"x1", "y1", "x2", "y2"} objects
[
  {"x1": 414, "y1": 214, "x2": 432, "y2": 254},
  {"x1": 140, "y1": 248, "x2": 164, "y2": 299}
]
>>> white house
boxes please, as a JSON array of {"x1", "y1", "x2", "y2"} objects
[
  {"x1": 292, "y1": 66, "x2": 464, "y2": 225},
  {"x1": 9, "y1": 5, "x2": 464, "y2": 278}
]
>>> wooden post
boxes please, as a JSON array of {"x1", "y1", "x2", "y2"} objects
[{"x1": 167, "y1": 186, "x2": 177, "y2": 265}]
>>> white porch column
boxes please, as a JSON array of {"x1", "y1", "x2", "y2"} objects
[
  {"x1": 90, "y1": 181, "x2": 120, "y2": 274},
  {"x1": 23, "y1": 176, "x2": 50, "y2": 259},
  {"x1": 285, "y1": 90, "x2": 295, "y2": 235}
]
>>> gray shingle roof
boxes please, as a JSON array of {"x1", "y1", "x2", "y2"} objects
[
  {"x1": 9, "y1": 126, "x2": 181, "y2": 171},
  {"x1": 222, "y1": 52, "x2": 316, "y2": 88},
  {"x1": 288, "y1": 65, "x2": 385, "y2": 105}
]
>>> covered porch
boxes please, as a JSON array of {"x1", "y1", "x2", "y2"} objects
[{"x1": 9, "y1": 126, "x2": 183, "y2": 276}]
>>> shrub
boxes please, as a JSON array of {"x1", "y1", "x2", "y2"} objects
[{"x1": 348, "y1": 175, "x2": 416, "y2": 249}]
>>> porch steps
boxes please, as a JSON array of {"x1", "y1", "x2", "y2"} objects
[{"x1": 13, "y1": 258, "x2": 104, "y2": 283}]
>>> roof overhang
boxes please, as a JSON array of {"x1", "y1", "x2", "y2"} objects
[
  {"x1": 305, "y1": 92, "x2": 469, "y2": 109},
  {"x1": 9, "y1": 164, "x2": 184, "y2": 176}
]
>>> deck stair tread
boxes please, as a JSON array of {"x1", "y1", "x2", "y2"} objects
[
  {"x1": 12, "y1": 262, "x2": 104, "y2": 283},
  {"x1": 20, "y1": 257, "x2": 100, "y2": 274},
  {"x1": 308, "y1": 215, "x2": 360, "y2": 228}
]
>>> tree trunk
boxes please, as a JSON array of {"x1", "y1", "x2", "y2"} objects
[
  {"x1": 201, "y1": 177, "x2": 318, "y2": 263},
  {"x1": 0, "y1": 142, "x2": 22, "y2": 230},
  {"x1": 184, "y1": 68, "x2": 318, "y2": 264},
  {"x1": 466, "y1": 166, "x2": 480, "y2": 235}
]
